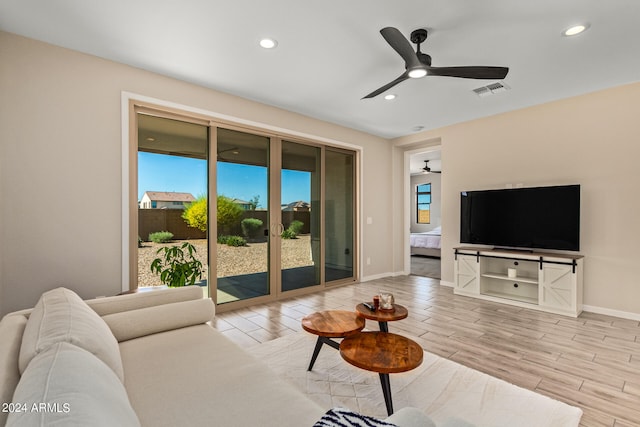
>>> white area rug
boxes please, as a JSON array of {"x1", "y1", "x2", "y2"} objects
[{"x1": 250, "y1": 332, "x2": 583, "y2": 427}]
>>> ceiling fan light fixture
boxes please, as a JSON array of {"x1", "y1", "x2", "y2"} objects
[
  {"x1": 259, "y1": 38, "x2": 278, "y2": 49},
  {"x1": 408, "y1": 68, "x2": 427, "y2": 78},
  {"x1": 562, "y1": 23, "x2": 590, "y2": 37}
]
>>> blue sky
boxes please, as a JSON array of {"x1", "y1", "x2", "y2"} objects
[{"x1": 138, "y1": 152, "x2": 310, "y2": 207}]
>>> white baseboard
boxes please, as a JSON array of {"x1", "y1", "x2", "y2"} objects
[
  {"x1": 582, "y1": 304, "x2": 640, "y2": 321},
  {"x1": 360, "y1": 272, "x2": 394, "y2": 282},
  {"x1": 439, "y1": 280, "x2": 454, "y2": 288}
]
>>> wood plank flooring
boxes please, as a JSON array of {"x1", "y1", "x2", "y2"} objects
[{"x1": 212, "y1": 275, "x2": 640, "y2": 426}]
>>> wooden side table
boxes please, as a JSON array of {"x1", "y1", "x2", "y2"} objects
[
  {"x1": 355, "y1": 303, "x2": 408, "y2": 332},
  {"x1": 301, "y1": 310, "x2": 365, "y2": 371},
  {"x1": 340, "y1": 331, "x2": 423, "y2": 416}
]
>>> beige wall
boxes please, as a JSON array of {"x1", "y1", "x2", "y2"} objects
[
  {"x1": 394, "y1": 82, "x2": 640, "y2": 316},
  {"x1": 0, "y1": 32, "x2": 391, "y2": 315}
]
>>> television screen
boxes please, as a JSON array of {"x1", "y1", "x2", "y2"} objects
[{"x1": 460, "y1": 184, "x2": 580, "y2": 251}]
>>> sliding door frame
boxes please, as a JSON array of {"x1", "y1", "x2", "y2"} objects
[{"x1": 123, "y1": 94, "x2": 360, "y2": 312}]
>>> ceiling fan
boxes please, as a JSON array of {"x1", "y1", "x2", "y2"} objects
[
  {"x1": 217, "y1": 146, "x2": 239, "y2": 161},
  {"x1": 422, "y1": 160, "x2": 441, "y2": 174},
  {"x1": 363, "y1": 27, "x2": 509, "y2": 99}
]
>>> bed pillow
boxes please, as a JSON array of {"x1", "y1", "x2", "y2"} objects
[
  {"x1": 18, "y1": 287, "x2": 124, "y2": 382},
  {"x1": 7, "y1": 342, "x2": 140, "y2": 427}
]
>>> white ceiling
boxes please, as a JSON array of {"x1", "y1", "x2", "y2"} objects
[{"x1": 1, "y1": 1, "x2": 639, "y2": 139}]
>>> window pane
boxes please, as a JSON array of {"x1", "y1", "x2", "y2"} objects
[
  {"x1": 417, "y1": 183, "x2": 431, "y2": 193},
  {"x1": 418, "y1": 208, "x2": 430, "y2": 224},
  {"x1": 325, "y1": 149, "x2": 355, "y2": 282},
  {"x1": 216, "y1": 128, "x2": 269, "y2": 304},
  {"x1": 417, "y1": 194, "x2": 431, "y2": 204},
  {"x1": 137, "y1": 114, "x2": 208, "y2": 292},
  {"x1": 281, "y1": 141, "x2": 320, "y2": 292}
]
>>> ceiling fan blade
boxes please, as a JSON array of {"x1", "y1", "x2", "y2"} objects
[
  {"x1": 380, "y1": 27, "x2": 421, "y2": 69},
  {"x1": 427, "y1": 66, "x2": 509, "y2": 80},
  {"x1": 362, "y1": 72, "x2": 409, "y2": 99}
]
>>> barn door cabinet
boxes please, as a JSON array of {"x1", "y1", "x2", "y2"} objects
[{"x1": 453, "y1": 247, "x2": 583, "y2": 317}]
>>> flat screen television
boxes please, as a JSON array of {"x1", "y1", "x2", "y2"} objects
[{"x1": 460, "y1": 184, "x2": 580, "y2": 251}]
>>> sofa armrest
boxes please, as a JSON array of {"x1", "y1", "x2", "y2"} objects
[
  {"x1": 86, "y1": 286, "x2": 206, "y2": 317},
  {"x1": 102, "y1": 298, "x2": 215, "y2": 342},
  {"x1": 0, "y1": 314, "x2": 28, "y2": 427}
]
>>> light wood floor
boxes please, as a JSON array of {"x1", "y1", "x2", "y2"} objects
[{"x1": 212, "y1": 275, "x2": 640, "y2": 427}]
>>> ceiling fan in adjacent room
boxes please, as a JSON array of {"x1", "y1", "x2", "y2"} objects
[
  {"x1": 422, "y1": 160, "x2": 441, "y2": 174},
  {"x1": 363, "y1": 27, "x2": 509, "y2": 99},
  {"x1": 217, "y1": 146, "x2": 239, "y2": 161}
]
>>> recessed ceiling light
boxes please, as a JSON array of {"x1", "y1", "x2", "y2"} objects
[
  {"x1": 146, "y1": 137, "x2": 155, "y2": 142},
  {"x1": 384, "y1": 94, "x2": 396, "y2": 100},
  {"x1": 259, "y1": 38, "x2": 278, "y2": 49},
  {"x1": 562, "y1": 23, "x2": 590, "y2": 37}
]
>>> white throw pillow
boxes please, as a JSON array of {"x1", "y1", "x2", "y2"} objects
[
  {"x1": 7, "y1": 342, "x2": 140, "y2": 427},
  {"x1": 18, "y1": 287, "x2": 124, "y2": 382}
]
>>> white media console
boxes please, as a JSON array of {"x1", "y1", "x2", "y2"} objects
[{"x1": 454, "y1": 247, "x2": 583, "y2": 317}]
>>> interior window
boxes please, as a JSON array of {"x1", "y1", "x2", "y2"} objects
[{"x1": 417, "y1": 183, "x2": 431, "y2": 224}]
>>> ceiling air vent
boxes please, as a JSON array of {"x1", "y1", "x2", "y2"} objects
[{"x1": 473, "y1": 82, "x2": 510, "y2": 97}]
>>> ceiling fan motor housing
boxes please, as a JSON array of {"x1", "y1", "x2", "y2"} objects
[{"x1": 410, "y1": 28, "x2": 428, "y2": 44}]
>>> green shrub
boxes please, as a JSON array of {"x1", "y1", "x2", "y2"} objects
[
  {"x1": 241, "y1": 218, "x2": 263, "y2": 239},
  {"x1": 182, "y1": 196, "x2": 208, "y2": 232},
  {"x1": 217, "y1": 235, "x2": 247, "y2": 247},
  {"x1": 281, "y1": 229, "x2": 297, "y2": 239},
  {"x1": 149, "y1": 231, "x2": 174, "y2": 243},
  {"x1": 217, "y1": 195, "x2": 243, "y2": 235},
  {"x1": 289, "y1": 220, "x2": 304, "y2": 235},
  {"x1": 281, "y1": 220, "x2": 304, "y2": 239},
  {"x1": 138, "y1": 235, "x2": 143, "y2": 247},
  {"x1": 150, "y1": 242, "x2": 203, "y2": 287}
]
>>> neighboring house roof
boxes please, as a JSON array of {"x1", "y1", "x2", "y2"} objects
[
  {"x1": 231, "y1": 198, "x2": 251, "y2": 205},
  {"x1": 142, "y1": 191, "x2": 196, "y2": 203},
  {"x1": 282, "y1": 201, "x2": 310, "y2": 211}
]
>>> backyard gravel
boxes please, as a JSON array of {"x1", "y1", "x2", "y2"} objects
[{"x1": 138, "y1": 235, "x2": 314, "y2": 287}]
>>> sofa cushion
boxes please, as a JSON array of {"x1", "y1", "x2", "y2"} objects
[
  {"x1": 7, "y1": 342, "x2": 140, "y2": 427},
  {"x1": 102, "y1": 297, "x2": 214, "y2": 342},
  {"x1": 0, "y1": 313, "x2": 28, "y2": 427},
  {"x1": 86, "y1": 285, "x2": 206, "y2": 316},
  {"x1": 119, "y1": 324, "x2": 326, "y2": 427},
  {"x1": 18, "y1": 287, "x2": 124, "y2": 382}
]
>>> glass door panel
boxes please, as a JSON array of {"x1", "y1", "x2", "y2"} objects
[
  {"x1": 281, "y1": 141, "x2": 321, "y2": 291},
  {"x1": 325, "y1": 149, "x2": 355, "y2": 282},
  {"x1": 137, "y1": 114, "x2": 209, "y2": 293},
  {"x1": 216, "y1": 128, "x2": 270, "y2": 304}
]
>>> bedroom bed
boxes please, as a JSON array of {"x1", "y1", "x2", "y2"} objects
[{"x1": 410, "y1": 226, "x2": 441, "y2": 258}]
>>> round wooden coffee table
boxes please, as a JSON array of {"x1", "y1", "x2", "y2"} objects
[
  {"x1": 340, "y1": 331, "x2": 423, "y2": 416},
  {"x1": 355, "y1": 303, "x2": 408, "y2": 332},
  {"x1": 301, "y1": 310, "x2": 365, "y2": 371}
]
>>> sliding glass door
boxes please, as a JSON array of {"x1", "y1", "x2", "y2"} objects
[
  {"x1": 216, "y1": 128, "x2": 270, "y2": 304},
  {"x1": 136, "y1": 113, "x2": 209, "y2": 292},
  {"x1": 280, "y1": 141, "x2": 321, "y2": 291},
  {"x1": 132, "y1": 104, "x2": 357, "y2": 309},
  {"x1": 325, "y1": 148, "x2": 355, "y2": 282}
]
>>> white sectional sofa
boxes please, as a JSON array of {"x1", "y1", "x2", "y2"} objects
[{"x1": 0, "y1": 286, "x2": 433, "y2": 427}]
